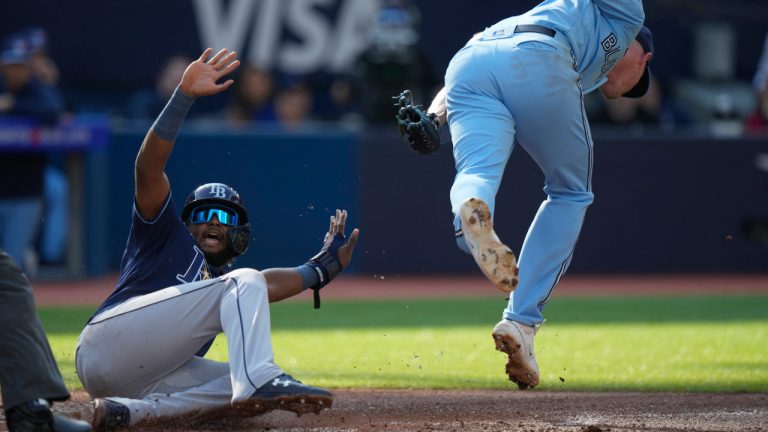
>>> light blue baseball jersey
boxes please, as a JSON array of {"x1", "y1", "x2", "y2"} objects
[
  {"x1": 445, "y1": 0, "x2": 646, "y2": 326},
  {"x1": 487, "y1": 0, "x2": 644, "y2": 93}
]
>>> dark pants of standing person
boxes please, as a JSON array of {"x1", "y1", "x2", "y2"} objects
[{"x1": 0, "y1": 249, "x2": 91, "y2": 432}]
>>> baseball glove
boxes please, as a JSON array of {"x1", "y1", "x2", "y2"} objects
[{"x1": 393, "y1": 90, "x2": 441, "y2": 155}]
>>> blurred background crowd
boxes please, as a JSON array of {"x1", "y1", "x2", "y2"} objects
[
  {"x1": 0, "y1": 0, "x2": 764, "y2": 132},
  {"x1": 1, "y1": 0, "x2": 767, "y2": 279}
]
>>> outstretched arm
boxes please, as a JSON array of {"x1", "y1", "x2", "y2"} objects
[
  {"x1": 264, "y1": 209, "x2": 360, "y2": 304},
  {"x1": 427, "y1": 86, "x2": 447, "y2": 127},
  {"x1": 135, "y1": 48, "x2": 240, "y2": 219}
]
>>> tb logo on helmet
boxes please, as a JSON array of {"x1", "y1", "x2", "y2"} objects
[
  {"x1": 209, "y1": 184, "x2": 228, "y2": 198},
  {"x1": 181, "y1": 182, "x2": 252, "y2": 257}
]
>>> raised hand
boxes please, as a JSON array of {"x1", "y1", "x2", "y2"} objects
[
  {"x1": 323, "y1": 209, "x2": 360, "y2": 269},
  {"x1": 179, "y1": 48, "x2": 241, "y2": 98}
]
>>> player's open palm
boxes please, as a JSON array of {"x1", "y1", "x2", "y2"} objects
[
  {"x1": 324, "y1": 209, "x2": 360, "y2": 269},
  {"x1": 179, "y1": 48, "x2": 240, "y2": 98}
]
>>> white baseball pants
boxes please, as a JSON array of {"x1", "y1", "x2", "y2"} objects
[{"x1": 75, "y1": 268, "x2": 283, "y2": 425}]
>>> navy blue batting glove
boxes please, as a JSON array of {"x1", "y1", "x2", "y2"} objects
[{"x1": 305, "y1": 232, "x2": 346, "y2": 308}]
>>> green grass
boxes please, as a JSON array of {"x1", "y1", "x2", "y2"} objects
[{"x1": 40, "y1": 295, "x2": 768, "y2": 392}]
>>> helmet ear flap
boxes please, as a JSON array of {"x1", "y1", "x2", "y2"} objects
[{"x1": 228, "y1": 223, "x2": 251, "y2": 256}]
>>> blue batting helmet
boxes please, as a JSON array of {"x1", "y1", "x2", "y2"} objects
[{"x1": 181, "y1": 183, "x2": 251, "y2": 256}]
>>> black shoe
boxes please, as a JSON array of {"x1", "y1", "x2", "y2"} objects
[
  {"x1": 6, "y1": 399, "x2": 92, "y2": 432},
  {"x1": 91, "y1": 399, "x2": 129, "y2": 432},
  {"x1": 235, "y1": 373, "x2": 333, "y2": 416},
  {"x1": 52, "y1": 415, "x2": 93, "y2": 432}
]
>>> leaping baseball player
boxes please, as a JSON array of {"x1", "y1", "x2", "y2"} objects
[
  {"x1": 395, "y1": 0, "x2": 653, "y2": 389},
  {"x1": 75, "y1": 48, "x2": 359, "y2": 429}
]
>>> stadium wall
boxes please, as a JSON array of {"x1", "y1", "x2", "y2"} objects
[{"x1": 83, "y1": 125, "x2": 768, "y2": 275}]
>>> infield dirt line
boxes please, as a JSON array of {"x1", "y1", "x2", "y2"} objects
[
  {"x1": 26, "y1": 389, "x2": 768, "y2": 432},
  {"x1": 32, "y1": 274, "x2": 768, "y2": 307}
]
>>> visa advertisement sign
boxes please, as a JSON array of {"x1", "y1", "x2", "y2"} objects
[{"x1": 192, "y1": 0, "x2": 379, "y2": 74}]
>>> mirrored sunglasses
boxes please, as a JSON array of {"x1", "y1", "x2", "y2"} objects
[{"x1": 189, "y1": 206, "x2": 240, "y2": 226}]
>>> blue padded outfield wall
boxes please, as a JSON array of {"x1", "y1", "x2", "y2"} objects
[
  {"x1": 85, "y1": 126, "x2": 361, "y2": 275},
  {"x1": 82, "y1": 125, "x2": 768, "y2": 276},
  {"x1": 358, "y1": 127, "x2": 768, "y2": 275}
]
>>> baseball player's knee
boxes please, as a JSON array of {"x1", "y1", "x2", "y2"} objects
[
  {"x1": 76, "y1": 355, "x2": 119, "y2": 398},
  {"x1": 226, "y1": 268, "x2": 267, "y2": 291},
  {"x1": 547, "y1": 188, "x2": 594, "y2": 206},
  {"x1": 571, "y1": 190, "x2": 594, "y2": 206}
]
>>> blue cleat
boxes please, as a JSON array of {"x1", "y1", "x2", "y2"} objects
[{"x1": 236, "y1": 373, "x2": 333, "y2": 416}]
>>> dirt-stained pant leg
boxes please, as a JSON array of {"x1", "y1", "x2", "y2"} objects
[
  {"x1": 0, "y1": 249, "x2": 70, "y2": 408},
  {"x1": 76, "y1": 268, "x2": 282, "y2": 425}
]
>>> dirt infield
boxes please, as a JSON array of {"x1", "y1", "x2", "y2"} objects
[
  {"x1": 37, "y1": 389, "x2": 768, "y2": 432},
  {"x1": 18, "y1": 274, "x2": 768, "y2": 431}
]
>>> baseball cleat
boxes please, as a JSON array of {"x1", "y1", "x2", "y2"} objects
[
  {"x1": 5, "y1": 398, "x2": 93, "y2": 432},
  {"x1": 237, "y1": 373, "x2": 333, "y2": 416},
  {"x1": 492, "y1": 319, "x2": 540, "y2": 390},
  {"x1": 459, "y1": 198, "x2": 519, "y2": 292},
  {"x1": 92, "y1": 398, "x2": 130, "y2": 432}
]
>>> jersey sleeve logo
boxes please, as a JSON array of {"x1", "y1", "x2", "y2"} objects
[
  {"x1": 601, "y1": 33, "x2": 618, "y2": 51},
  {"x1": 599, "y1": 32, "x2": 622, "y2": 74}
]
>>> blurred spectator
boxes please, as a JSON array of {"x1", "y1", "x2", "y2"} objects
[
  {"x1": 744, "y1": 32, "x2": 768, "y2": 134},
  {"x1": 315, "y1": 74, "x2": 364, "y2": 127},
  {"x1": 0, "y1": 32, "x2": 65, "y2": 276},
  {"x1": 740, "y1": 32, "x2": 768, "y2": 242},
  {"x1": 0, "y1": 33, "x2": 63, "y2": 124},
  {"x1": 752, "y1": 33, "x2": 768, "y2": 100},
  {"x1": 23, "y1": 27, "x2": 70, "y2": 266},
  {"x1": 0, "y1": 148, "x2": 45, "y2": 276},
  {"x1": 23, "y1": 26, "x2": 60, "y2": 87},
  {"x1": 586, "y1": 75, "x2": 689, "y2": 131},
  {"x1": 126, "y1": 55, "x2": 191, "y2": 119},
  {"x1": 225, "y1": 64, "x2": 277, "y2": 126},
  {"x1": 354, "y1": 0, "x2": 438, "y2": 122},
  {"x1": 274, "y1": 80, "x2": 314, "y2": 129},
  {"x1": 593, "y1": 78, "x2": 663, "y2": 125},
  {"x1": 38, "y1": 158, "x2": 69, "y2": 265},
  {"x1": 744, "y1": 80, "x2": 768, "y2": 133}
]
